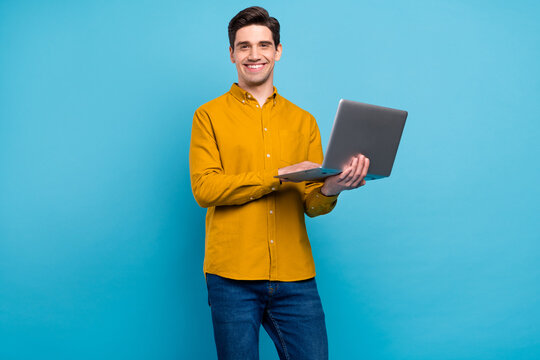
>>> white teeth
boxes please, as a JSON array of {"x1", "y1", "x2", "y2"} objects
[{"x1": 247, "y1": 64, "x2": 263, "y2": 69}]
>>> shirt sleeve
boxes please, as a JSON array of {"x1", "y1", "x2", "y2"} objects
[
  {"x1": 189, "y1": 108, "x2": 281, "y2": 208},
  {"x1": 303, "y1": 114, "x2": 339, "y2": 217}
]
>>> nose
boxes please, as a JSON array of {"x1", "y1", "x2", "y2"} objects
[{"x1": 248, "y1": 46, "x2": 260, "y2": 61}]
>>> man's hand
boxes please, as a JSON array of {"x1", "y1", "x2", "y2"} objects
[
  {"x1": 320, "y1": 154, "x2": 370, "y2": 196},
  {"x1": 278, "y1": 161, "x2": 321, "y2": 183}
]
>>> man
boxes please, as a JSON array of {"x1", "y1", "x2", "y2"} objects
[{"x1": 189, "y1": 6, "x2": 369, "y2": 360}]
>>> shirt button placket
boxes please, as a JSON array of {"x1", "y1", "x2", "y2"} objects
[{"x1": 263, "y1": 103, "x2": 277, "y2": 279}]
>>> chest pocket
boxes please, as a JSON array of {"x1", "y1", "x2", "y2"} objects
[{"x1": 279, "y1": 130, "x2": 308, "y2": 165}]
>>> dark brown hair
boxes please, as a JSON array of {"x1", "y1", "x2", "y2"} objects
[{"x1": 228, "y1": 6, "x2": 280, "y2": 49}]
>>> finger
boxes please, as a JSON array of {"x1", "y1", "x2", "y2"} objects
[
  {"x1": 351, "y1": 155, "x2": 366, "y2": 185},
  {"x1": 297, "y1": 161, "x2": 321, "y2": 171},
  {"x1": 344, "y1": 156, "x2": 361, "y2": 187},
  {"x1": 339, "y1": 157, "x2": 356, "y2": 181},
  {"x1": 342, "y1": 166, "x2": 357, "y2": 186},
  {"x1": 361, "y1": 157, "x2": 370, "y2": 179},
  {"x1": 344, "y1": 156, "x2": 355, "y2": 171},
  {"x1": 342, "y1": 156, "x2": 358, "y2": 181},
  {"x1": 351, "y1": 156, "x2": 368, "y2": 187},
  {"x1": 305, "y1": 161, "x2": 322, "y2": 169},
  {"x1": 338, "y1": 165, "x2": 353, "y2": 182}
]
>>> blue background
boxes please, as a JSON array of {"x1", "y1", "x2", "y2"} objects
[{"x1": 1, "y1": 0, "x2": 539, "y2": 359}]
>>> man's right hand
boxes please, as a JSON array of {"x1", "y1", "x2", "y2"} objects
[{"x1": 278, "y1": 161, "x2": 321, "y2": 182}]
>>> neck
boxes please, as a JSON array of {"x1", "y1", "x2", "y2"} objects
[{"x1": 237, "y1": 78, "x2": 274, "y2": 106}]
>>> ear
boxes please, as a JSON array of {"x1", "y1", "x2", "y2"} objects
[
  {"x1": 274, "y1": 43, "x2": 283, "y2": 62},
  {"x1": 229, "y1": 46, "x2": 235, "y2": 63}
]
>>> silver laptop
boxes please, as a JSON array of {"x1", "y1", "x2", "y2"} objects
[{"x1": 276, "y1": 99, "x2": 407, "y2": 182}]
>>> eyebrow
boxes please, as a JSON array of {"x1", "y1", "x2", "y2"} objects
[{"x1": 235, "y1": 40, "x2": 274, "y2": 47}]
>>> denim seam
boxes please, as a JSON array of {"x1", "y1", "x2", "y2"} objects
[{"x1": 266, "y1": 308, "x2": 290, "y2": 360}]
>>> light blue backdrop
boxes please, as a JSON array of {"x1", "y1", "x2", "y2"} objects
[{"x1": 1, "y1": 0, "x2": 539, "y2": 359}]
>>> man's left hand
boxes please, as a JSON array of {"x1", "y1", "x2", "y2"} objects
[{"x1": 320, "y1": 154, "x2": 370, "y2": 196}]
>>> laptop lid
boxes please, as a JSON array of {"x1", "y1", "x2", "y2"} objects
[{"x1": 323, "y1": 99, "x2": 407, "y2": 179}]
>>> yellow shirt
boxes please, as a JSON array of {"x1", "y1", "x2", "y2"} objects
[{"x1": 189, "y1": 83, "x2": 338, "y2": 281}]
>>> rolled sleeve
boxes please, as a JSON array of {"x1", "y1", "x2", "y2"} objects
[{"x1": 304, "y1": 186, "x2": 338, "y2": 217}]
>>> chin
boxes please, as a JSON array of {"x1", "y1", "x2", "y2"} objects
[
  {"x1": 244, "y1": 75, "x2": 271, "y2": 87},
  {"x1": 246, "y1": 79, "x2": 266, "y2": 86}
]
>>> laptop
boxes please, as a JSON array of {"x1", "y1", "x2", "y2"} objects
[{"x1": 275, "y1": 99, "x2": 407, "y2": 182}]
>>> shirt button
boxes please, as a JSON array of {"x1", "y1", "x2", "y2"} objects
[
  {"x1": 267, "y1": 154, "x2": 270, "y2": 158},
  {"x1": 270, "y1": 239, "x2": 274, "y2": 244},
  {"x1": 256, "y1": 104, "x2": 259, "y2": 108},
  {"x1": 269, "y1": 210, "x2": 273, "y2": 214},
  {"x1": 247, "y1": 94, "x2": 251, "y2": 98},
  {"x1": 311, "y1": 207, "x2": 315, "y2": 210},
  {"x1": 271, "y1": 187, "x2": 275, "y2": 191},
  {"x1": 250, "y1": 197, "x2": 254, "y2": 200},
  {"x1": 242, "y1": 100, "x2": 245, "y2": 104},
  {"x1": 264, "y1": 127, "x2": 268, "y2": 131}
]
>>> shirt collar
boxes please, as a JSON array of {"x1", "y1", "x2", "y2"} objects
[{"x1": 229, "y1": 83, "x2": 278, "y2": 105}]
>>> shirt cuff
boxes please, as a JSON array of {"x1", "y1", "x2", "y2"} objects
[
  {"x1": 315, "y1": 186, "x2": 339, "y2": 202},
  {"x1": 305, "y1": 185, "x2": 338, "y2": 217}
]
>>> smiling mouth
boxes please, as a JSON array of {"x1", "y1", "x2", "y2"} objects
[{"x1": 244, "y1": 63, "x2": 266, "y2": 72}]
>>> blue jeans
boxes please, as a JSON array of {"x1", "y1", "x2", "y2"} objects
[{"x1": 206, "y1": 273, "x2": 328, "y2": 360}]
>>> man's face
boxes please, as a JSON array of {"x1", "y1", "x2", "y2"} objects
[{"x1": 229, "y1": 25, "x2": 282, "y2": 88}]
